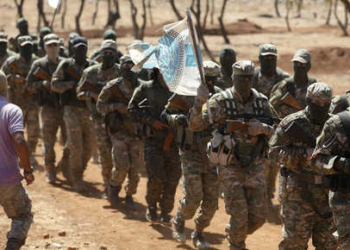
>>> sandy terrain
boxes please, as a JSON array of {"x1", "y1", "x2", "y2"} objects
[{"x1": 0, "y1": 0, "x2": 349, "y2": 249}]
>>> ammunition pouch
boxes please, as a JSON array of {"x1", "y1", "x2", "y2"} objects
[
  {"x1": 105, "y1": 111, "x2": 123, "y2": 135},
  {"x1": 207, "y1": 131, "x2": 236, "y2": 166},
  {"x1": 323, "y1": 175, "x2": 350, "y2": 193}
]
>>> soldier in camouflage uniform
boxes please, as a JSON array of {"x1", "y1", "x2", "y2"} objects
[
  {"x1": 97, "y1": 55, "x2": 141, "y2": 208},
  {"x1": 1, "y1": 36, "x2": 40, "y2": 166},
  {"x1": 128, "y1": 67, "x2": 181, "y2": 222},
  {"x1": 9, "y1": 18, "x2": 36, "y2": 53},
  {"x1": 329, "y1": 91, "x2": 350, "y2": 114},
  {"x1": 217, "y1": 47, "x2": 236, "y2": 90},
  {"x1": 26, "y1": 34, "x2": 69, "y2": 184},
  {"x1": 90, "y1": 29, "x2": 123, "y2": 64},
  {"x1": 270, "y1": 49, "x2": 317, "y2": 119},
  {"x1": 36, "y1": 27, "x2": 52, "y2": 58},
  {"x1": 269, "y1": 82, "x2": 337, "y2": 250},
  {"x1": 252, "y1": 44, "x2": 290, "y2": 224},
  {"x1": 0, "y1": 33, "x2": 16, "y2": 68},
  {"x1": 68, "y1": 32, "x2": 79, "y2": 57},
  {"x1": 51, "y1": 36, "x2": 96, "y2": 191},
  {"x1": 189, "y1": 60, "x2": 275, "y2": 250},
  {"x1": 165, "y1": 61, "x2": 221, "y2": 248},
  {"x1": 312, "y1": 111, "x2": 350, "y2": 249},
  {"x1": 77, "y1": 39, "x2": 120, "y2": 188}
]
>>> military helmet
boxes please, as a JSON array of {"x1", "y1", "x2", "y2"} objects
[
  {"x1": 120, "y1": 55, "x2": 133, "y2": 65},
  {"x1": 16, "y1": 18, "x2": 28, "y2": 28},
  {"x1": 203, "y1": 61, "x2": 220, "y2": 77},
  {"x1": 307, "y1": 82, "x2": 333, "y2": 103},
  {"x1": 103, "y1": 29, "x2": 117, "y2": 41}
]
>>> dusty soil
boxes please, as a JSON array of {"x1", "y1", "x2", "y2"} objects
[{"x1": 1, "y1": 0, "x2": 350, "y2": 249}]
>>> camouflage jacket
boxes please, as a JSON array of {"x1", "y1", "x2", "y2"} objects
[
  {"x1": 0, "y1": 50, "x2": 16, "y2": 68},
  {"x1": 270, "y1": 76, "x2": 317, "y2": 119},
  {"x1": 189, "y1": 87, "x2": 274, "y2": 167},
  {"x1": 51, "y1": 58, "x2": 96, "y2": 108},
  {"x1": 97, "y1": 77, "x2": 139, "y2": 137},
  {"x1": 1, "y1": 54, "x2": 37, "y2": 106},
  {"x1": 252, "y1": 67, "x2": 290, "y2": 98},
  {"x1": 26, "y1": 56, "x2": 64, "y2": 108},
  {"x1": 329, "y1": 91, "x2": 350, "y2": 114}
]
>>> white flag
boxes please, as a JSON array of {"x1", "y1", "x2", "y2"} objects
[
  {"x1": 47, "y1": 0, "x2": 61, "y2": 8},
  {"x1": 156, "y1": 18, "x2": 202, "y2": 96}
]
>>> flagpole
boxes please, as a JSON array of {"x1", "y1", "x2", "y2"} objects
[
  {"x1": 50, "y1": 0, "x2": 62, "y2": 30},
  {"x1": 185, "y1": 7, "x2": 213, "y2": 124}
]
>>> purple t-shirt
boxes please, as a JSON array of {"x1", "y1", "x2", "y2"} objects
[{"x1": 0, "y1": 96, "x2": 23, "y2": 186}]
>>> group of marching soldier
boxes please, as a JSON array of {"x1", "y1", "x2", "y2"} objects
[{"x1": 1, "y1": 17, "x2": 350, "y2": 250}]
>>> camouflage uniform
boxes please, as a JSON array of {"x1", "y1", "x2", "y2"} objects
[
  {"x1": 52, "y1": 57, "x2": 96, "y2": 185},
  {"x1": 77, "y1": 60, "x2": 120, "y2": 186},
  {"x1": 217, "y1": 47, "x2": 236, "y2": 90},
  {"x1": 96, "y1": 63, "x2": 141, "y2": 199},
  {"x1": 312, "y1": 108, "x2": 350, "y2": 249},
  {"x1": 1, "y1": 37, "x2": 39, "y2": 156},
  {"x1": 90, "y1": 30, "x2": 123, "y2": 64},
  {"x1": 189, "y1": 61, "x2": 275, "y2": 249},
  {"x1": 128, "y1": 71, "x2": 181, "y2": 217},
  {"x1": 0, "y1": 33, "x2": 16, "y2": 68},
  {"x1": 0, "y1": 183, "x2": 33, "y2": 247},
  {"x1": 269, "y1": 83, "x2": 337, "y2": 250},
  {"x1": 330, "y1": 91, "x2": 350, "y2": 114}
]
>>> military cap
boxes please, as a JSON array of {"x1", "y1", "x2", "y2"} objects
[
  {"x1": 18, "y1": 36, "x2": 33, "y2": 47},
  {"x1": 259, "y1": 44, "x2": 277, "y2": 56},
  {"x1": 69, "y1": 32, "x2": 79, "y2": 42},
  {"x1": 100, "y1": 39, "x2": 117, "y2": 52},
  {"x1": 16, "y1": 18, "x2": 28, "y2": 28},
  {"x1": 59, "y1": 38, "x2": 65, "y2": 48},
  {"x1": 292, "y1": 49, "x2": 311, "y2": 63},
  {"x1": 120, "y1": 55, "x2": 133, "y2": 65},
  {"x1": 44, "y1": 34, "x2": 59, "y2": 45},
  {"x1": 103, "y1": 29, "x2": 117, "y2": 40},
  {"x1": 73, "y1": 36, "x2": 88, "y2": 48},
  {"x1": 232, "y1": 60, "x2": 255, "y2": 76},
  {"x1": 0, "y1": 32, "x2": 8, "y2": 43},
  {"x1": 203, "y1": 61, "x2": 220, "y2": 77},
  {"x1": 307, "y1": 82, "x2": 333, "y2": 102},
  {"x1": 40, "y1": 26, "x2": 52, "y2": 36}
]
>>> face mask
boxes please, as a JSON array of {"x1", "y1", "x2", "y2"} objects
[
  {"x1": 121, "y1": 65, "x2": 136, "y2": 84},
  {"x1": 260, "y1": 56, "x2": 277, "y2": 77},
  {"x1": 0, "y1": 43, "x2": 7, "y2": 56},
  {"x1": 233, "y1": 75, "x2": 253, "y2": 100},
  {"x1": 73, "y1": 46, "x2": 87, "y2": 65},
  {"x1": 101, "y1": 52, "x2": 116, "y2": 69},
  {"x1": 45, "y1": 44, "x2": 59, "y2": 61},
  {"x1": 19, "y1": 44, "x2": 33, "y2": 61},
  {"x1": 293, "y1": 62, "x2": 310, "y2": 82},
  {"x1": 19, "y1": 25, "x2": 28, "y2": 35},
  {"x1": 307, "y1": 98, "x2": 330, "y2": 125},
  {"x1": 220, "y1": 55, "x2": 235, "y2": 77}
]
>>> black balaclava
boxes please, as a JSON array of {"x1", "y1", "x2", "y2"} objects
[
  {"x1": 101, "y1": 49, "x2": 117, "y2": 70},
  {"x1": 0, "y1": 43, "x2": 7, "y2": 57},
  {"x1": 293, "y1": 61, "x2": 311, "y2": 87},
  {"x1": 121, "y1": 61, "x2": 137, "y2": 86},
  {"x1": 19, "y1": 44, "x2": 33, "y2": 62},
  {"x1": 219, "y1": 47, "x2": 236, "y2": 77},
  {"x1": 233, "y1": 74, "x2": 253, "y2": 101},
  {"x1": 73, "y1": 46, "x2": 87, "y2": 65},
  {"x1": 306, "y1": 98, "x2": 330, "y2": 125},
  {"x1": 259, "y1": 55, "x2": 277, "y2": 77}
]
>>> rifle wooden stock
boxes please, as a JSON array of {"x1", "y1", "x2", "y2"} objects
[
  {"x1": 163, "y1": 132, "x2": 174, "y2": 152},
  {"x1": 8, "y1": 60, "x2": 25, "y2": 76},
  {"x1": 80, "y1": 81, "x2": 101, "y2": 94},
  {"x1": 33, "y1": 67, "x2": 51, "y2": 82},
  {"x1": 284, "y1": 121, "x2": 315, "y2": 147},
  {"x1": 110, "y1": 84, "x2": 128, "y2": 104},
  {"x1": 168, "y1": 94, "x2": 190, "y2": 112},
  {"x1": 65, "y1": 66, "x2": 81, "y2": 81},
  {"x1": 281, "y1": 92, "x2": 303, "y2": 111},
  {"x1": 225, "y1": 120, "x2": 250, "y2": 133}
]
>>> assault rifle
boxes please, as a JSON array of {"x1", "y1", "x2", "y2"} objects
[
  {"x1": 80, "y1": 81, "x2": 102, "y2": 94},
  {"x1": 281, "y1": 92, "x2": 303, "y2": 111},
  {"x1": 225, "y1": 115, "x2": 277, "y2": 133},
  {"x1": 8, "y1": 59, "x2": 26, "y2": 84},
  {"x1": 65, "y1": 66, "x2": 81, "y2": 81},
  {"x1": 283, "y1": 121, "x2": 315, "y2": 147},
  {"x1": 110, "y1": 84, "x2": 128, "y2": 104},
  {"x1": 33, "y1": 67, "x2": 51, "y2": 82},
  {"x1": 168, "y1": 94, "x2": 190, "y2": 112}
]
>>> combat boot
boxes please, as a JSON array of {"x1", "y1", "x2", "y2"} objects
[
  {"x1": 172, "y1": 218, "x2": 186, "y2": 243},
  {"x1": 191, "y1": 230, "x2": 210, "y2": 249},
  {"x1": 146, "y1": 206, "x2": 158, "y2": 223},
  {"x1": 45, "y1": 164, "x2": 56, "y2": 184},
  {"x1": 125, "y1": 195, "x2": 136, "y2": 210},
  {"x1": 159, "y1": 212, "x2": 171, "y2": 224},
  {"x1": 5, "y1": 238, "x2": 24, "y2": 250},
  {"x1": 107, "y1": 185, "x2": 121, "y2": 206}
]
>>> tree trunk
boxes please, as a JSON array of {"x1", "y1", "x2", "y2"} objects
[
  {"x1": 285, "y1": 0, "x2": 292, "y2": 32},
  {"x1": 296, "y1": 0, "x2": 303, "y2": 18},
  {"x1": 274, "y1": 0, "x2": 281, "y2": 18},
  {"x1": 140, "y1": 0, "x2": 147, "y2": 40},
  {"x1": 169, "y1": 0, "x2": 183, "y2": 21},
  {"x1": 335, "y1": 0, "x2": 349, "y2": 36},
  {"x1": 37, "y1": 0, "x2": 49, "y2": 30},
  {"x1": 202, "y1": 0, "x2": 210, "y2": 30},
  {"x1": 92, "y1": 0, "x2": 100, "y2": 25},
  {"x1": 105, "y1": 0, "x2": 120, "y2": 28},
  {"x1": 75, "y1": 0, "x2": 86, "y2": 35},
  {"x1": 13, "y1": 0, "x2": 25, "y2": 17},
  {"x1": 218, "y1": 0, "x2": 230, "y2": 44},
  {"x1": 210, "y1": 0, "x2": 215, "y2": 24},
  {"x1": 61, "y1": 0, "x2": 67, "y2": 29},
  {"x1": 326, "y1": 0, "x2": 333, "y2": 25},
  {"x1": 148, "y1": 0, "x2": 154, "y2": 26}
]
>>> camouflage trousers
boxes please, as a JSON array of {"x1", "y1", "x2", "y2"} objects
[
  {"x1": 0, "y1": 183, "x2": 33, "y2": 243},
  {"x1": 92, "y1": 119, "x2": 113, "y2": 186},
  {"x1": 329, "y1": 191, "x2": 350, "y2": 250},
  {"x1": 40, "y1": 106, "x2": 69, "y2": 171},
  {"x1": 110, "y1": 134, "x2": 141, "y2": 196},
  {"x1": 63, "y1": 106, "x2": 94, "y2": 182},
  {"x1": 174, "y1": 152, "x2": 218, "y2": 231},
  {"x1": 264, "y1": 158, "x2": 279, "y2": 201},
  {"x1": 22, "y1": 105, "x2": 40, "y2": 154},
  {"x1": 218, "y1": 158, "x2": 266, "y2": 250},
  {"x1": 144, "y1": 141, "x2": 181, "y2": 214},
  {"x1": 279, "y1": 179, "x2": 337, "y2": 250}
]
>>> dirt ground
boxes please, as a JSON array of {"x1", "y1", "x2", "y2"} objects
[{"x1": 0, "y1": 0, "x2": 350, "y2": 249}]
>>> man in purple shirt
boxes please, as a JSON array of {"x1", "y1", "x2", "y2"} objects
[{"x1": 0, "y1": 70, "x2": 34, "y2": 250}]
